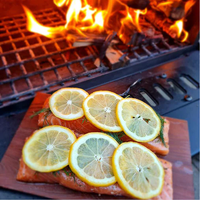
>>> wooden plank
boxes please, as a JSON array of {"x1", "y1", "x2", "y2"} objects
[{"x1": 0, "y1": 92, "x2": 194, "y2": 199}]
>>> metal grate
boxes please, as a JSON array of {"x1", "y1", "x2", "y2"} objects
[
  {"x1": 0, "y1": 8, "x2": 109, "y2": 108},
  {"x1": 0, "y1": 7, "x2": 190, "y2": 109}
]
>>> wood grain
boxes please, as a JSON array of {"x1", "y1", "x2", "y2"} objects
[{"x1": 0, "y1": 92, "x2": 194, "y2": 199}]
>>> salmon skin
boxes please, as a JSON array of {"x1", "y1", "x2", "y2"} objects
[
  {"x1": 38, "y1": 97, "x2": 170, "y2": 155},
  {"x1": 17, "y1": 158, "x2": 173, "y2": 199}
]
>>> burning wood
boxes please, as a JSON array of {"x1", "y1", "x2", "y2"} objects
[
  {"x1": 146, "y1": 0, "x2": 196, "y2": 42},
  {"x1": 22, "y1": 0, "x2": 154, "y2": 48},
  {"x1": 106, "y1": 45, "x2": 129, "y2": 70},
  {"x1": 150, "y1": 0, "x2": 186, "y2": 20},
  {"x1": 22, "y1": 0, "x2": 195, "y2": 47},
  {"x1": 146, "y1": 9, "x2": 176, "y2": 38},
  {"x1": 72, "y1": 33, "x2": 107, "y2": 47},
  {"x1": 145, "y1": 9, "x2": 186, "y2": 41},
  {"x1": 150, "y1": 0, "x2": 196, "y2": 21}
]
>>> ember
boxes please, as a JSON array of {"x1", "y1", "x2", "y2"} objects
[
  {"x1": 168, "y1": 0, "x2": 196, "y2": 42},
  {"x1": 148, "y1": 0, "x2": 196, "y2": 42}
]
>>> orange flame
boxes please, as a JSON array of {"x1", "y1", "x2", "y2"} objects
[
  {"x1": 23, "y1": 0, "x2": 195, "y2": 43},
  {"x1": 169, "y1": 19, "x2": 188, "y2": 42},
  {"x1": 81, "y1": 5, "x2": 97, "y2": 22},
  {"x1": 66, "y1": 0, "x2": 82, "y2": 27},
  {"x1": 157, "y1": 1, "x2": 173, "y2": 8},
  {"x1": 185, "y1": 0, "x2": 196, "y2": 13},
  {"x1": 120, "y1": 8, "x2": 147, "y2": 34},
  {"x1": 170, "y1": 20, "x2": 183, "y2": 38},
  {"x1": 80, "y1": 10, "x2": 107, "y2": 33},
  {"x1": 168, "y1": 0, "x2": 195, "y2": 42},
  {"x1": 134, "y1": 8, "x2": 147, "y2": 32},
  {"x1": 53, "y1": 0, "x2": 69, "y2": 7},
  {"x1": 23, "y1": 6, "x2": 66, "y2": 38}
]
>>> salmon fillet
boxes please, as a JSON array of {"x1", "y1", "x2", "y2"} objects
[
  {"x1": 38, "y1": 97, "x2": 100, "y2": 134},
  {"x1": 120, "y1": 120, "x2": 170, "y2": 155},
  {"x1": 17, "y1": 158, "x2": 173, "y2": 199},
  {"x1": 38, "y1": 97, "x2": 169, "y2": 155}
]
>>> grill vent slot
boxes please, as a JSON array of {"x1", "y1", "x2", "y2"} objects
[
  {"x1": 180, "y1": 74, "x2": 199, "y2": 89},
  {"x1": 154, "y1": 84, "x2": 173, "y2": 100},
  {"x1": 167, "y1": 79, "x2": 187, "y2": 94},
  {"x1": 140, "y1": 89, "x2": 158, "y2": 107}
]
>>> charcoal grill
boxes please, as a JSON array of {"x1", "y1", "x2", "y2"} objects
[{"x1": 0, "y1": 5, "x2": 198, "y2": 111}]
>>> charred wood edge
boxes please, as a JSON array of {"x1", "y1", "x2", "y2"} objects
[
  {"x1": 128, "y1": 32, "x2": 146, "y2": 46},
  {"x1": 98, "y1": 32, "x2": 131, "y2": 70},
  {"x1": 94, "y1": 32, "x2": 120, "y2": 68},
  {"x1": 122, "y1": 31, "x2": 163, "y2": 53},
  {"x1": 106, "y1": 52, "x2": 127, "y2": 70},
  {"x1": 99, "y1": 31, "x2": 118, "y2": 59},
  {"x1": 105, "y1": 44, "x2": 129, "y2": 70},
  {"x1": 145, "y1": 9, "x2": 186, "y2": 44},
  {"x1": 150, "y1": 0, "x2": 186, "y2": 21},
  {"x1": 93, "y1": 31, "x2": 164, "y2": 69},
  {"x1": 73, "y1": 37, "x2": 106, "y2": 47}
]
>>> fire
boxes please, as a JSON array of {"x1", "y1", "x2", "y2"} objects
[
  {"x1": 80, "y1": 10, "x2": 107, "y2": 33},
  {"x1": 53, "y1": 0, "x2": 69, "y2": 7},
  {"x1": 185, "y1": 0, "x2": 196, "y2": 13},
  {"x1": 81, "y1": 5, "x2": 97, "y2": 22},
  {"x1": 170, "y1": 20, "x2": 183, "y2": 38},
  {"x1": 169, "y1": 0, "x2": 196, "y2": 42},
  {"x1": 169, "y1": 19, "x2": 188, "y2": 42},
  {"x1": 118, "y1": 7, "x2": 147, "y2": 43},
  {"x1": 23, "y1": 0, "x2": 195, "y2": 43},
  {"x1": 22, "y1": 6, "x2": 66, "y2": 38},
  {"x1": 157, "y1": 1, "x2": 173, "y2": 8},
  {"x1": 134, "y1": 8, "x2": 147, "y2": 32},
  {"x1": 23, "y1": 0, "x2": 150, "y2": 41},
  {"x1": 95, "y1": 11, "x2": 105, "y2": 28},
  {"x1": 66, "y1": 0, "x2": 82, "y2": 27}
]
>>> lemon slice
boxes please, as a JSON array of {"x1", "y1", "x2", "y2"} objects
[
  {"x1": 69, "y1": 132, "x2": 119, "y2": 187},
  {"x1": 49, "y1": 88, "x2": 89, "y2": 120},
  {"x1": 22, "y1": 125, "x2": 76, "y2": 172},
  {"x1": 112, "y1": 142, "x2": 164, "y2": 199},
  {"x1": 116, "y1": 98, "x2": 161, "y2": 142},
  {"x1": 83, "y1": 91, "x2": 123, "y2": 132}
]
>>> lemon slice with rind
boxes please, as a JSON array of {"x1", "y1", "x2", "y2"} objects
[
  {"x1": 83, "y1": 91, "x2": 123, "y2": 132},
  {"x1": 116, "y1": 98, "x2": 161, "y2": 142},
  {"x1": 69, "y1": 132, "x2": 119, "y2": 187},
  {"x1": 49, "y1": 88, "x2": 89, "y2": 120},
  {"x1": 112, "y1": 142, "x2": 164, "y2": 199},
  {"x1": 22, "y1": 125, "x2": 76, "y2": 172}
]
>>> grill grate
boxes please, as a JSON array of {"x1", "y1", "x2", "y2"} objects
[
  {"x1": 0, "y1": 8, "x2": 109, "y2": 107},
  {"x1": 0, "y1": 7, "x2": 190, "y2": 109}
]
